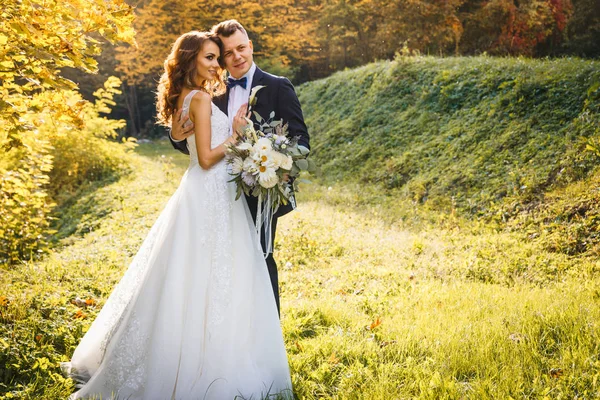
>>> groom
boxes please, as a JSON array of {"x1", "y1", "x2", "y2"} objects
[{"x1": 169, "y1": 20, "x2": 310, "y2": 315}]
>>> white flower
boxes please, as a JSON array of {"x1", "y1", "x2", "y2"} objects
[
  {"x1": 258, "y1": 166, "x2": 278, "y2": 188},
  {"x1": 253, "y1": 149, "x2": 277, "y2": 171},
  {"x1": 270, "y1": 152, "x2": 292, "y2": 170},
  {"x1": 249, "y1": 85, "x2": 266, "y2": 107},
  {"x1": 254, "y1": 137, "x2": 273, "y2": 154},
  {"x1": 269, "y1": 151, "x2": 284, "y2": 169},
  {"x1": 242, "y1": 171, "x2": 256, "y2": 186},
  {"x1": 281, "y1": 155, "x2": 293, "y2": 170},
  {"x1": 237, "y1": 142, "x2": 252, "y2": 151},
  {"x1": 230, "y1": 157, "x2": 243, "y2": 174},
  {"x1": 243, "y1": 157, "x2": 259, "y2": 174},
  {"x1": 274, "y1": 134, "x2": 287, "y2": 145}
]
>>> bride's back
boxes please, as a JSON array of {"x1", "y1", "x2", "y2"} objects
[{"x1": 179, "y1": 90, "x2": 230, "y2": 168}]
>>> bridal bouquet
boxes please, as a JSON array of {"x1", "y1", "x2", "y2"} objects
[
  {"x1": 225, "y1": 86, "x2": 314, "y2": 212},
  {"x1": 225, "y1": 86, "x2": 314, "y2": 254}
]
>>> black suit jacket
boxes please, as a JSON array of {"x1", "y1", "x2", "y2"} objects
[{"x1": 170, "y1": 66, "x2": 310, "y2": 219}]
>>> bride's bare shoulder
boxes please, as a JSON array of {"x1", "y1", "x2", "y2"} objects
[{"x1": 190, "y1": 90, "x2": 211, "y2": 107}]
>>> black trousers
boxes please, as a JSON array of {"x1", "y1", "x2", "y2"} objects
[
  {"x1": 245, "y1": 194, "x2": 291, "y2": 317},
  {"x1": 264, "y1": 218, "x2": 280, "y2": 316}
]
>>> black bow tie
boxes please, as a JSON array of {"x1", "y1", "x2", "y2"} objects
[{"x1": 227, "y1": 76, "x2": 247, "y2": 90}]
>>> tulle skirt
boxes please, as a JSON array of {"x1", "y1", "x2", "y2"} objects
[{"x1": 62, "y1": 162, "x2": 292, "y2": 400}]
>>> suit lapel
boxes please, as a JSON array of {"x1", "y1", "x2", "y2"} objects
[
  {"x1": 214, "y1": 88, "x2": 229, "y2": 116},
  {"x1": 251, "y1": 67, "x2": 265, "y2": 90},
  {"x1": 248, "y1": 67, "x2": 266, "y2": 124}
]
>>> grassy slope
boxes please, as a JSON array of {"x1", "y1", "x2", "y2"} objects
[
  {"x1": 297, "y1": 56, "x2": 600, "y2": 255},
  {"x1": 280, "y1": 199, "x2": 600, "y2": 399},
  {"x1": 1, "y1": 139, "x2": 599, "y2": 399},
  {"x1": 2, "y1": 56, "x2": 600, "y2": 398},
  {"x1": 0, "y1": 142, "x2": 184, "y2": 398}
]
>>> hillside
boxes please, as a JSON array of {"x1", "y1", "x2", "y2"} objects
[
  {"x1": 2, "y1": 142, "x2": 599, "y2": 399},
  {"x1": 297, "y1": 56, "x2": 600, "y2": 255}
]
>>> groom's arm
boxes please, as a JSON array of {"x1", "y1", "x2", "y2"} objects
[
  {"x1": 169, "y1": 131, "x2": 190, "y2": 155},
  {"x1": 272, "y1": 77, "x2": 309, "y2": 218},
  {"x1": 276, "y1": 78, "x2": 310, "y2": 150},
  {"x1": 169, "y1": 109, "x2": 191, "y2": 155}
]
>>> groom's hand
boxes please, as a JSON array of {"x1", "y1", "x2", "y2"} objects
[{"x1": 171, "y1": 109, "x2": 194, "y2": 141}]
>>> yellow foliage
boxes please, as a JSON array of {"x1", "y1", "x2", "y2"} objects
[
  {"x1": 0, "y1": 0, "x2": 136, "y2": 265},
  {"x1": 1, "y1": 80, "x2": 134, "y2": 265}
]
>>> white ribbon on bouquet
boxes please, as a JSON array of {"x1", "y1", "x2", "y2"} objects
[{"x1": 255, "y1": 192, "x2": 275, "y2": 258}]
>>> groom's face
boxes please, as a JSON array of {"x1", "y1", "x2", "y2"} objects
[{"x1": 220, "y1": 30, "x2": 253, "y2": 79}]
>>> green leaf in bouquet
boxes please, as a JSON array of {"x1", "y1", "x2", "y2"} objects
[
  {"x1": 288, "y1": 146, "x2": 301, "y2": 156},
  {"x1": 290, "y1": 164, "x2": 300, "y2": 176},
  {"x1": 298, "y1": 178, "x2": 312, "y2": 184},
  {"x1": 270, "y1": 120, "x2": 282, "y2": 127},
  {"x1": 235, "y1": 185, "x2": 243, "y2": 200},
  {"x1": 295, "y1": 159, "x2": 309, "y2": 170},
  {"x1": 307, "y1": 158, "x2": 317, "y2": 173},
  {"x1": 298, "y1": 145, "x2": 310, "y2": 156},
  {"x1": 253, "y1": 111, "x2": 263, "y2": 123},
  {"x1": 269, "y1": 111, "x2": 275, "y2": 119}
]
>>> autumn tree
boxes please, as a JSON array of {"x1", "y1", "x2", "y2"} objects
[
  {"x1": 460, "y1": 0, "x2": 573, "y2": 56},
  {"x1": 556, "y1": 0, "x2": 600, "y2": 57},
  {"x1": 0, "y1": 0, "x2": 135, "y2": 264},
  {"x1": 114, "y1": 0, "x2": 322, "y2": 135},
  {"x1": 74, "y1": 0, "x2": 596, "y2": 137}
]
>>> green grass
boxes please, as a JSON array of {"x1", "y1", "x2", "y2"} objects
[
  {"x1": 2, "y1": 56, "x2": 600, "y2": 398},
  {"x1": 279, "y1": 196, "x2": 600, "y2": 399},
  {"x1": 134, "y1": 138, "x2": 190, "y2": 170},
  {"x1": 297, "y1": 55, "x2": 600, "y2": 256},
  {"x1": 1, "y1": 138, "x2": 599, "y2": 399}
]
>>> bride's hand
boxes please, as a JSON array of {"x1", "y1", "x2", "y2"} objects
[{"x1": 232, "y1": 103, "x2": 250, "y2": 139}]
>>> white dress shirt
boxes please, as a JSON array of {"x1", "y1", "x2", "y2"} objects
[{"x1": 227, "y1": 62, "x2": 256, "y2": 132}]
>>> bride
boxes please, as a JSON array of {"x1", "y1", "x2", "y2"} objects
[{"x1": 61, "y1": 31, "x2": 293, "y2": 400}]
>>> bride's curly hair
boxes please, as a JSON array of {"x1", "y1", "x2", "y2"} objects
[{"x1": 156, "y1": 31, "x2": 225, "y2": 127}]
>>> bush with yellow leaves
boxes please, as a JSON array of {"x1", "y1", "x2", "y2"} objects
[{"x1": 0, "y1": 0, "x2": 135, "y2": 265}]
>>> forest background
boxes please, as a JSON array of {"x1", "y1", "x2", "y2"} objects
[{"x1": 66, "y1": 0, "x2": 600, "y2": 137}]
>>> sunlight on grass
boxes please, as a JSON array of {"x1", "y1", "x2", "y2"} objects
[
  {"x1": 277, "y1": 200, "x2": 600, "y2": 399},
  {"x1": 1, "y1": 142, "x2": 599, "y2": 399}
]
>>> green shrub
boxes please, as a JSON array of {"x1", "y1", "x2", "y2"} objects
[
  {"x1": 0, "y1": 139, "x2": 55, "y2": 263},
  {"x1": 0, "y1": 78, "x2": 135, "y2": 265}
]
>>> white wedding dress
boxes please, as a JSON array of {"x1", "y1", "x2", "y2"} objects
[{"x1": 62, "y1": 90, "x2": 293, "y2": 400}]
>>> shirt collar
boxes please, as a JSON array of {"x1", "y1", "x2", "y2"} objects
[{"x1": 236, "y1": 63, "x2": 256, "y2": 84}]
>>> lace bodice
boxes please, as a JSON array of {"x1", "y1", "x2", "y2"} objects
[{"x1": 181, "y1": 90, "x2": 230, "y2": 167}]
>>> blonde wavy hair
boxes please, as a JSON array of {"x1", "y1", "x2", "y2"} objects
[{"x1": 156, "y1": 31, "x2": 225, "y2": 127}]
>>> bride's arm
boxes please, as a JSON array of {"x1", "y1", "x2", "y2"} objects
[
  {"x1": 190, "y1": 92, "x2": 249, "y2": 170},
  {"x1": 190, "y1": 92, "x2": 236, "y2": 170}
]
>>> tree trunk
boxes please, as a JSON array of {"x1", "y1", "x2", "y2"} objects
[{"x1": 123, "y1": 82, "x2": 139, "y2": 136}]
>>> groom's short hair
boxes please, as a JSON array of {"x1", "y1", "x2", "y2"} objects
[{"x1": 211, "y1": 19, "x2": 248, "y2": 38}]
